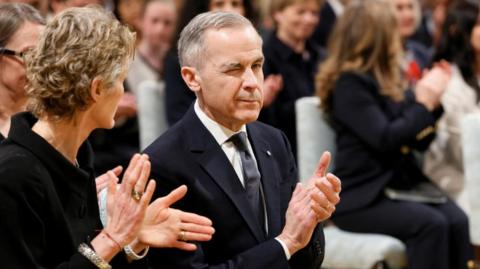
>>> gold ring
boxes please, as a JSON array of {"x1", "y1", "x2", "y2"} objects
[
  {"x1": 178, "y1": 230, "x2": 187, "y2": 241},
  {"x1": 131, "y1": 189, "x2": 142, "y2": 201}
]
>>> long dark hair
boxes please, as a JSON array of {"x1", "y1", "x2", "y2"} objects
[
  {"x1": 170, "y1": 0, "x2": 258, "y2": 49},
  {"x1": 0, "y1": 3, "x2": 45, "y2": 47},
  {"x1": 433, "y1": 1, "x2": 480, "y2": 98}
]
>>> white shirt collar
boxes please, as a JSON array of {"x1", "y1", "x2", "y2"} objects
[{"x1": 194, "y1": 100, "x2": 247, "y2": 146}]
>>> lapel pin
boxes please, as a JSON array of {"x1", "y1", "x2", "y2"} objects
[{"x1": 266, "y1": 150, "x2": 272, "y2": 156}]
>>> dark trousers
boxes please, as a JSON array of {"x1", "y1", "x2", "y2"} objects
[{"x1": 332, "y1": 197, "x2": 474, "y2": 269}]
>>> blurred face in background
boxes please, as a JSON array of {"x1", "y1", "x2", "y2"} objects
[
  {"x1": 209, "y1": 0, "x2": 245, "y2": 15},
  {"x1": 51, "y1": 0, "x2": 104, "y2": 14},
  {"x1": 141, "y1": 1, "x2": 177, "y2": 50},
  {"x1": 1, "y1": 0, "x2": 48, "y2": 16},
  {"x1": 393, "y1": 0, "x2": 417, "y2": 39},
  {"x1": 0, "y1": 22, "x2": 44, "y2": 103},
  {"x1": 471, "y1": 24, "x2": 480, "y2": 54},
  {"x1": 274, "y1": 0, "x2": 320, "y2": 42}
]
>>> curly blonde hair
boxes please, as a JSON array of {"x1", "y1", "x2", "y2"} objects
[
  {"x1": 316, "y1": 0, "x2": 405, "y2": 112},
  {"x1": 26, "y1": 5, "x2": 136, "y2": 119}
]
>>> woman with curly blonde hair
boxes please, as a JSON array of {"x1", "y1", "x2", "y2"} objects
[
  {"x1": 316, "y1": 0, "x2": 473, "y2": 268},
  {"x1": 0, "y1": 5, "x2": 214, "y2": 268}
]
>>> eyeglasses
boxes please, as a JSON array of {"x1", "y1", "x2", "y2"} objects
[{"x1": 0, "y1": 48, "x2": 25, "y2": 60}]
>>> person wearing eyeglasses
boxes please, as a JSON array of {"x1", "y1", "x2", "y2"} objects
[
  {"x1": 0, "y1": 5, "x2": 215, "y2": 268},
  {"x1": 0, "y1": 3, "x2": 45, "y2": 142}
]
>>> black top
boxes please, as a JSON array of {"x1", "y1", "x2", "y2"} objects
[
  {"x1": 330, "y1": 72, "x2": 443, "y2": 214},
  {"x1": 262, "y1": 33, "x2": 323, "y2": 156},
  {"x1": 0, "y1": 132, "x2": 4, "y2": 143},
  {"x1": 164, "y1": 51, "x2": 196, "y2": 126},
  {"x1": 0, "y1": 112, "x2": 143, "y2": 268}
]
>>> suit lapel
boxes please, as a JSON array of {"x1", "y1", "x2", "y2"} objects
[
  {"x1": 247, "y1": 124, "x2": 282, "y2": 238},
  {"x1": 184, "y1": 108, "x2": 266, "y2": 242}
]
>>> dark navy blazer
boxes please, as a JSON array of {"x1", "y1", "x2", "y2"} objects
[
  {"x1": 330, "y1": 72, "x2": 442, "y2": 215},
  {"x1": 144, "y1": 106, "x2": 324, "y2": 269}
]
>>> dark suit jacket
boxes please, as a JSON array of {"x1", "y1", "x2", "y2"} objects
[
  {"x1": 144, "y1": 106, "x2": 324, "y2": 269},
  {"x1": 330, "y1": 72, "x2": 442, "y2": 215},
  {"x1": 0, "y1": 112, "x2": 144, "y2": 269}
]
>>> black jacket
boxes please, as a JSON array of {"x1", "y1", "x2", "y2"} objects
[
  {"x1": 330, "y1": 72, "x2": 442, "y2": 214},
  {"x1": 0, "y1": 112, "x2": 143, "y2": 269},
  {"x1": 144, "y1": 106, "x2": 324, "y2": 269}
]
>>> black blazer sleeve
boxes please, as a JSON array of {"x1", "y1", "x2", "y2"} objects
[
  {"x1": 332, "y1": 72, "x2": 439, "y2": 153},
  {"x1": 0, "y1": 158, "x2": 97, "y2": 269}
]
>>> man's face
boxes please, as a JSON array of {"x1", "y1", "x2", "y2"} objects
[{"x1": 191, "y1": 26, "x2": 264, "y2": 130}]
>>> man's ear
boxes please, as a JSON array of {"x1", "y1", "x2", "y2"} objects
[
  {"x1": 181, "y1": 66, "x2": 202, "y2": 93},
  {"x1": 90, "y1": 77, "x2": 103, "y2": 103}
]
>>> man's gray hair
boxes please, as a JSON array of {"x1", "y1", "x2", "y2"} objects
[{"x1": 178, "y1": 11, "x2": 255, "y2": 67}]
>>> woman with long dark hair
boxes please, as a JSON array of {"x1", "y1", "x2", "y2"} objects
[
  {"x1": 424, "y1": 1, "x2": 480, "y2": 212},
  {"x1": 316, "y1": 0, "x2": 473, "y2": 268}
]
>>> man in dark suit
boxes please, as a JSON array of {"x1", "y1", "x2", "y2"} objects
[{"x1": 144, "y1": 11, "x2": 341, "y2": 269}]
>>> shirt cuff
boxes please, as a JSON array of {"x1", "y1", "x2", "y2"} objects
[{"x1": 275, "y1": 238, "x2": 291, "y2": 260}]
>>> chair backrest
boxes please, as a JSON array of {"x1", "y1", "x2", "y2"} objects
[
  {"x1": 296, "y1": 96, "x2": 336, "y2": 182},
  {"x1": 137, "y1": 80, "x2": 168, "y2": 150},
  {"x1": 461, "y1": 113, "x2": 480, "y2": 245}
]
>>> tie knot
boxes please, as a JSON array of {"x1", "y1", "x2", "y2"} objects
[{"x1": 228, "y1": 132, "x2": 248, "y2": 151}]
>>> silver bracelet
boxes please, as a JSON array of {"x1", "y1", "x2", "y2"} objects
[
  {"x1": 78, "y1": 243, "x2": 112, "y2": 269},
  {"x1": 124, "y1": 244, "x2": 149, "y2": 260}
]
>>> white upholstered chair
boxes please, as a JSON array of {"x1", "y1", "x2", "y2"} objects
[
  {"x1": 461, "y1": 113, "x2": 480, "y2": 246},
  {"x1": 136, "y1": 80, "x2": 168, "y2": 150},
  {"x1": 296, "y1": 97, "x2": 407, "y2": 269}
]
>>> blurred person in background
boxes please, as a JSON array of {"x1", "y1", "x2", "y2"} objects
[
  {"x1": 311, "y1": 0, "x2": 351, "y2": 48},
  {"x1": 89, "y1": 0, "x2": 177, "y2": 175},
  {"x1": 0, "y1": 0, "x2": 48, "y2": 15},
  {"x1": 0, "y1": 2, "x2": 44, "y2": 141},
  {"x1": 316, "y1": 0, "x2": 474, "y2": 268},
  {"x1": 261, "y1": 0, "x2": 323, "y2": 157},
  {"x1": 424, "y1": 1, "x2": 480, "y2": 213},
  {"x1": 393, "y1": 0, "x2": 431, "y2": 84},
  {"x1": 50, "y1": 0, "x2": 105, "y2": 14},
  {"x1": 126, "y1": 0, "x2": 177, "y2": 93}
]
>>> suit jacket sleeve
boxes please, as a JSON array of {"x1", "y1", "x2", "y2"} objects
[
  {"x1": 332, "y1": 72, "x2": 439, "y2": 153},
  {"x1": 278, "y1": 131, "x2": 325, "y2": 269}
]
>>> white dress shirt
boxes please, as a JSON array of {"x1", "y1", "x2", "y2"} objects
[{"x1": 194, "y1": 101, "x2": 291, "y2": 259}]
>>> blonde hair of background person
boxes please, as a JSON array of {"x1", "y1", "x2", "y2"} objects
[
  {"x1": 314, "y1": 1, "x2": 476, "y2": 268},
  {"x1": 316, "y1": 0, "x2": 405, "y2": 111},
  {"x1": 0, "y1": 5, "x2": 214, "y2": 268}
]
